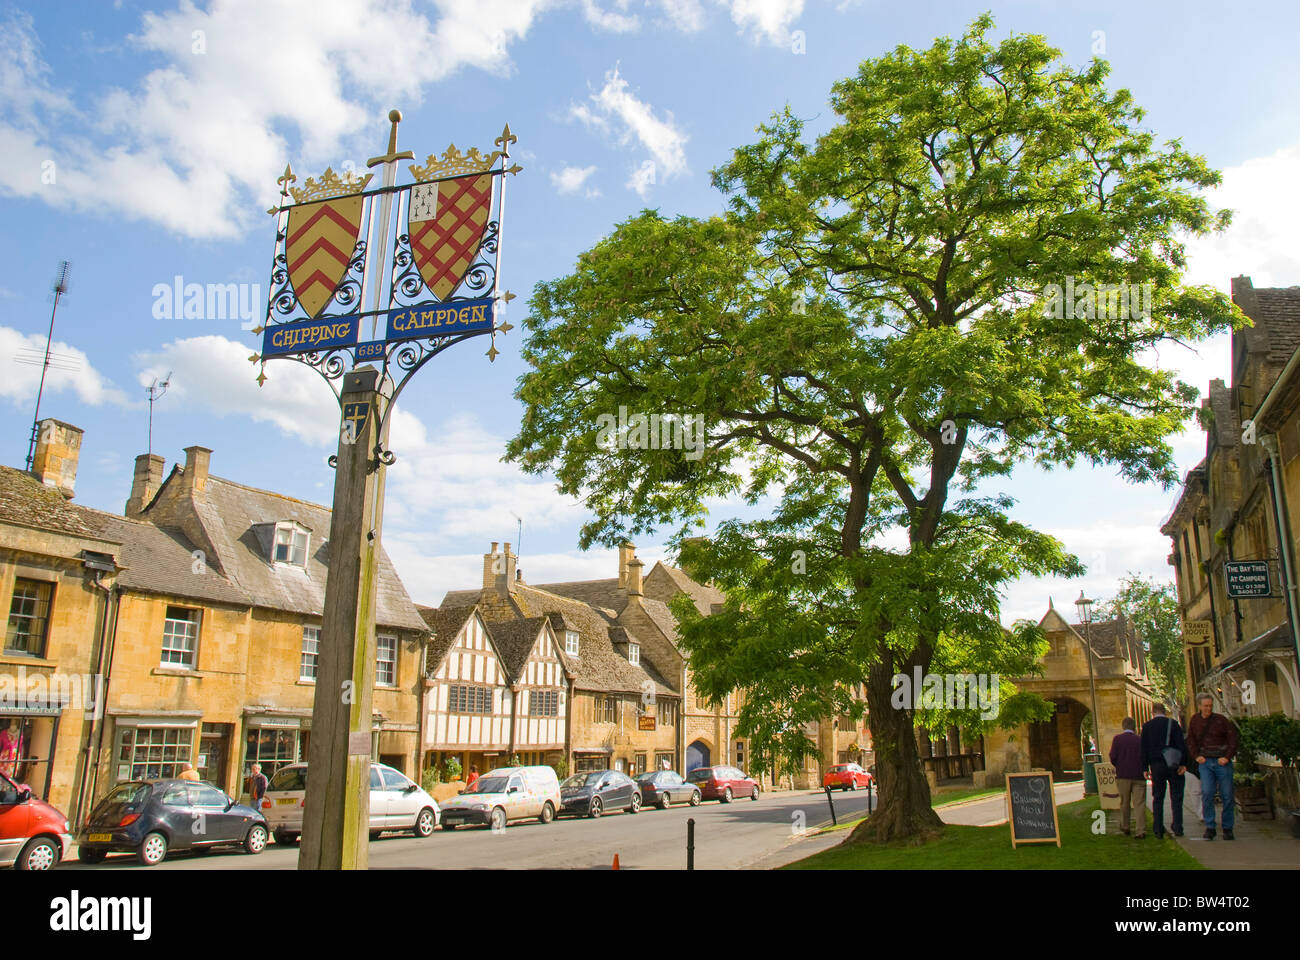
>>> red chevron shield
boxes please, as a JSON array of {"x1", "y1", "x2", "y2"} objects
[
  {"x1": 408, "y1": 174, "x2": 493, "y2": 301},
  {"x1": 285, "y1": 196, "x2": 364, "y2": 318}
]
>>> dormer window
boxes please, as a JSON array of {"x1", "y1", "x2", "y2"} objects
[
  {"x1": 565, "y1": 630, "x2": 580, "y2": 657},
  {"x1": 628, "y1": 642, "x2": 640, "y2": 666},
  {"x1": 274, "y1": 522, "x2": 310, "y2": 566}
]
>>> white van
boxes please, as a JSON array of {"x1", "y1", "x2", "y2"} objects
[
  {"x1": 438, "y1": 765, "x2": 562, "y2": 831},
  {"x1": 261, "y1": 762, "x2": 439, "y2": 844}
]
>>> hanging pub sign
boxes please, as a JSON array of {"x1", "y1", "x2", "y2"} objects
[
  {"x1": 1225, "y1": 561, "x2": 1272, "y2": 598},
  {"x1": 250, "y1": 110, "x2": 521, "y2": 463}
]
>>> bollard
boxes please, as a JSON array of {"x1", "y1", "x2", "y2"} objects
[
  {"x1": 824, "y1": 785, "x2": 837, "y2": 826},
  {"x1": 686, "y1": 817, "x2": 695, "y2": 871},
  {"x1": 867, "y1": 777, "x2": 873, "y2": 815}
]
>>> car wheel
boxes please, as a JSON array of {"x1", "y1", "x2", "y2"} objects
[
  {"x1": 244, "y1": 823, "x2": 268, "y2": 855},
  {"x1": 690, "y1": 790, "x2": 701, "y2": 806},
  {"x1": 628, "y1": 793, "x2": 641, "y2": 814},
  {"x1": 850, "y1": 780, "x2": 858, "y2": 791},
  {"x1": 750, "y1": 786, "x2": 759, "y2": 801},
  {"x1": 490, "y1": 807, "x2": 507, "y2": 832},
  {"x1": 138, "y1": 831, "x2": 168, "y2": 866},
  {"x1": 722, "y1": 787, "x2": 733, "y2": 803},
  {"x1": 414, "y1": 807, "x2": 436, "y2": 837},
  {"x1": 588, "y1": 796, "x2": 603, "y2": 818},
  {"x1": 659, "y1": 792, "x2": 671, "y2": 810},
  {"x1": 18, "y1": 837, "x2": 59, "y2": 871},
  {"x1": 369, "y1": 830, "x2": 382, "y2": 840},
  {"x1": 538, "y1": 802, "x2": 555, "y2": 824},
  {"x1": 78, "y1": 848, "x2": 106, "y2": 864}
]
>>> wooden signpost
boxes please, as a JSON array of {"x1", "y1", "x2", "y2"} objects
[{"x1": 1005, "y1": 771, "x2": 1061, "y2": 847}]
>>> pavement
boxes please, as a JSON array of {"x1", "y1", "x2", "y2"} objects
[{"x1": 1158, "y1": 775, "x2": 1300, "y2": 870}]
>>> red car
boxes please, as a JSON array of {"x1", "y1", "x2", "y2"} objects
[
  {"x1": 823, "y1": 762, "x2": 872, "y2": 791},
  {"x1": 685, "y1": 765, "x2": 760, "y2": 803},
  {"x1": 0, "y1": 771, "x2": 72, "y2": 870}
]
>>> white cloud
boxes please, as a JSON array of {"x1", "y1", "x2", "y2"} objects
[
  {"x1": 571, "y1": 66, "x2": 688, "y2": 193},
  {"x1": 723, "y1": 0, "x2": 803, "y2": 44},
  {"x1": 135, "y1": 334, "x2": 339, "y2": 446},
  {"x1": 0, "y1": 326, "x2": 129, "y2": 409},
  {"x1": 550, "y1": 164, "x2": 598, "y2": 194},
  {"x1": 581, "y1": 0, "x2": 640, "y2": 32},
  {"x1": 0, "y1": 1, "x2": 552, "y2": 240},
  {"x1": 655, "y1": 0, "x2": 705, "y2": 31}
]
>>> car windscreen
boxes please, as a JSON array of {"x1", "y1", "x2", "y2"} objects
[
  {"x1": 468, "y1": 776, "x2": 510, "y2": 794},
  {"x1": 269, "y1": 767, "x2": 307, "y2": 791}
]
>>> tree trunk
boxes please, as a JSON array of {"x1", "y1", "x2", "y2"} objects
[{"x1": 848, "y1": 660, "x2": 945, "y2": 844}]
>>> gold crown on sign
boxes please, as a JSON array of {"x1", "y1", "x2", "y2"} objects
[
  {"x1": 407, "y1": 144, "x2": 504, "y2": 182},
  {"x1": 287, "y1": 166, "x2": 374, "y2": 204}
]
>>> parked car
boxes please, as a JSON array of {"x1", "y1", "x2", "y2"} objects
[
  {"x1": 685, "y1": 765, "x2": 760, "y2": 802},
  {"x1": 439, "y1": 765, "x2": 561, "y2": 831},
  {"x1": 78, "y1": 779, "x2": 267, "y2": 866},
  {"x1": 559, "y1": 770, "x2": 642, "y2": 818},
  {"x1": 823, "y1": 762, "x2": 873, "y2": 792},
  {"x1": 0, "y1": 771, "x2": 72, "y2": 870},
  {"x1": 634, "y1": 770, "x2": 701, "y2": 809},
  {"x1": 261, "y1": 762, "x2": 439, "y2": 844}
]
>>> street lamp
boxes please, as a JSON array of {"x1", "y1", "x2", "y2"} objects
[{"x1": 1076, "y1": 591, "x2": 1102, "y2": 760}]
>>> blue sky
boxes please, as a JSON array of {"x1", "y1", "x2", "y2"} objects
[{"x1": 1, "y1": 0, "x2": 1298, "y2": 618}]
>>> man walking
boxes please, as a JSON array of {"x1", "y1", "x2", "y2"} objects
[
  {"x1": 1109, "y1": 717, "x2": 1146, "y2": 838},
  {"x1": 247, "y1": 762, "x2": 269, "y2": 809},
  {"x1": 1140, "y1": 704, "x2": 1187, "y2": 839},
  {"x1": 1186, "y1": 693, "x2": 1239, "y2": 840}
]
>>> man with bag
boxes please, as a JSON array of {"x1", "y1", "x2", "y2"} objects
[{"x1": 1140, "y1": 703, "x2": 1187, "y2": 839}]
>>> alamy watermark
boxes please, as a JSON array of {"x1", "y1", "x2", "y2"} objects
[
  {"x1": 0, "y1": 668, "x2": 102, "y2": 713},
  {"x1": 890, "y1": 668, "x2": 1000, "y2": 720},
  {"x1": 1042, "y1": 277, "x2": 1152, "y2": 321},
  {"x1": 152, "y1": 275, "x2": 260, "y2": 329},
  {"x1": 595, "y1": 406, "x2": 706, "y2": 460}
]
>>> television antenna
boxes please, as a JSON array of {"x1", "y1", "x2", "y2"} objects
[
  {"x1": 24, "y1": 261, "x2": 71, "y2": 472},
  {"x1": 146, "y1": 372, "x2": 172, "y2": 456},
  {"x1": 509, "y1": 511, "x2": 522, "y2": 563}
]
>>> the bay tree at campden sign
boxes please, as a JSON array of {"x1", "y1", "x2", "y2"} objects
[{"x1": 1225, "y1": 560, "x2": 1272, "y2": 598}]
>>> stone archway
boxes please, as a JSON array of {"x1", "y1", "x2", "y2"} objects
[
  {"x1": 686, "y1": 739, "x2": 712, "y2": 772},
  {"x1": 1027, "y1": 697, "x2": 1089, "y2": 779}
]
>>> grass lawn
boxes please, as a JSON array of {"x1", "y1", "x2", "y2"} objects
[
  {"x1": 931, "y1": 785, "x2": 1004, "y2": 807},
  {"x1": 784, "y1": 799, "x2": 1204, "y2": 869}
]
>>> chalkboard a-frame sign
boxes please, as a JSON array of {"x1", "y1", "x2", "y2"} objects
[{"x1": 1005, "y1": 771, "x2": 1061, "y2": 848}]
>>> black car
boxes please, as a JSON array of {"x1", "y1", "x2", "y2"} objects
[
  {"x1": 559, "y1": 771, "x2": 641, "y2": 818},
  {"x1": 634, "y1": 770, "x2": 701, "y2": 809},
  {"x1": 78, "y1": 779, "x2": 268, "y2": 866}
]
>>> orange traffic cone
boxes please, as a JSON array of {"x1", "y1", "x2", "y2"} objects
[{"x1": 612, "y1": 854, "x2": 620, "y2": 870}]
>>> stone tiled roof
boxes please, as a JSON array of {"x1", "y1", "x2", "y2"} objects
[
  {"x1": 187, "y1": 475, "x2": 427, "y2": 632},
  {"x1": 488, "y1": 616, "x2": 553, "y2": 681},
  {"x1": 1065, "y1": 616, "x2": 1146, "y2": 674},
  {"x1": 0, "y1": 466, "x2": 103, "y2": 539},
  {"x1": 649, "y1": 563, "x2": 727, "y2": 616},
  {"x1": 90, "y1": 512, "x2": 247, "y2": 607},
  {"x1": 442, "y1": 583, "x2": 679, "y2": 697},
  {"x1": 418, "y1": 603, "x2": 477, "y2": 674},
  {"x1": 532, "y1": 575, "x2": 685, "y2": 649},
  {"x1": 1237, "y1": 283, "x2": 1300, "y2": 364}
]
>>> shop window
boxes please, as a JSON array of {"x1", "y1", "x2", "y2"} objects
[
  {"x1": 6, "y1": 579, "x2": 53, "y2": 657},
  {"x1": 118, "y1": 726, "x2": 194, "y2": 782},
  {"x1": 161, "y1": 606, "x2": 200, "y2": 669},
  {"x1": 244, "y1": 725, "x2": 303, "y2": 780}
]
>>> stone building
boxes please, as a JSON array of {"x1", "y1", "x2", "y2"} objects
[
  {"x1": 1161, "y1": 276, "x2": 1300, "y2": 718},
  {"x1": 2, "y1": 421, "x2": 429, "y2": 820},
  {"x1": 979, "y1": 602, "x2": 1157, "y2": 785}
]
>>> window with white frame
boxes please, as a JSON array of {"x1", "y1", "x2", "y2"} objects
[
  {"x1": 627, "y1": 642, "x2": 640, "y2": 665},
  {"x1": 274, "y1": 522, "x2": 310, "y2": 566},
  {"x1": 376, "y1": 635, "x2": 397, "y2": 686},
  {"x1": 300, "y1": 626, "x2": 319, "y2": 680},
  {"x1": 117, "y1": 726, "x2": 193, "y2": 781},
  {"x1": 161, "y1": 606, "x2": 199, "y2": 668},
  {"x1": 565, "y1": 630, "x2": 580, "y2": 657}
]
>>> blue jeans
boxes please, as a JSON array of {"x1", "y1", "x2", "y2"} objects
[{"x1": 1198, "y1": 760, "x2": 1234, "y2": 830}]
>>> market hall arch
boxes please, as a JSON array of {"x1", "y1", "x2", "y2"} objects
[{"x1": 685, "y1": 739, "x2": 712, "y2": 772}]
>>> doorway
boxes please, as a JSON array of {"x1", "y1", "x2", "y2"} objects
[
  {"x1": 686, "y1": 739, "x2": 711, "y2": 772},
  {"x1": 199, "y1": 722, "x2": 232, "y2": 791}
]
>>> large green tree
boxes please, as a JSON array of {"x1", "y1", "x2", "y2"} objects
[
  {"x1": 506, "y1": 16, "x2": 1241, "y2": 842},
  {"x1": 1098, "y1": 575, "x2": 1185, "y2": 710}
]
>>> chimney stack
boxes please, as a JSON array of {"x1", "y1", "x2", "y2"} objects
[
  {"x1": 125, "y1": 453, "x2": 166, "y2": 518},
  {"x1": 31, "y1": 419, "x2": 82, "y2": 498},
  {"x1": 618, "y1": 542, "x2": 635, "y2": 587},
  {"x1": 626, "y1": 556, "x2": 644, "y2": 597},
  {"x1": 482, "y1": 542, "x2": 500, "y2": 592},
  {"x1": 503, "y1": 542, "x2": 517, "y2": 592},
  {"x1": 182, "y1": 445, "x2": 212, "y2": 495}
]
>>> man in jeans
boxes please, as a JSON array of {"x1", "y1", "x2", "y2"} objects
[
  {"x1": 1108, "y1": 717, "x2": 1146, "y2": 838},
  {"x1": 1140, "y1": 703, "x2": 1187, "y2": 838},
  {"x1": 1185, "y1": 693, "x2": 1239, "y2": 840}
]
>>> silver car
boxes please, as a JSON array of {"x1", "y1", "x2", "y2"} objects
[{"x1": 261, "y1": 762, "x2": 439, "y2": 844}]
